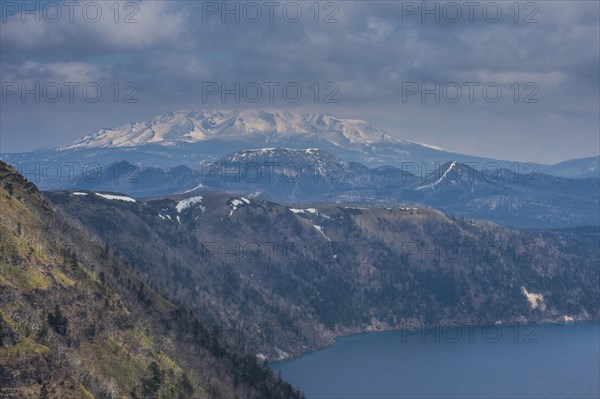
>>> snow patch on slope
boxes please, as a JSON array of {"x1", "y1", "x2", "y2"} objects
[
  {"x1": 176, "y1": 196, "x2": 205, "y2": 213},
  {"x1": 95, "y1": 193, "x2": 136, "y2": 202},
  {"x1": 228, "y1": 197, "x2": 251, "y2": 216},
  {"x1": 289, "y1": 208, "x2": 331, "y2": 220},
  {"x1": 521, "y1": 286, "x2": 546, "y2": 310}
]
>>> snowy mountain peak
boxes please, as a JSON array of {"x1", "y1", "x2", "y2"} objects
[{"x1": 59, "y1": 109, "x2": 402, "y2": 150}]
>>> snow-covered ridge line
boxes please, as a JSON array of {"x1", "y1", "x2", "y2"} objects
[
  {"x1": 58, "y1": 109, "x2": 404, "y2": 150},
  {"x1": 312, "y1": 224, "x2": 331, "y2": 241},
  {"x1": 411, "y1": 141, "x2": 447, "y2": 152},
  {"x1": 415, "y1": 161, "x2": 457, "y2": 191},
  {"x1": 180, "y1": 183, "x2": 204, "y2": 194},
  {"x1": 289, "y1": 207, "x2": 332, "y2": 220}
]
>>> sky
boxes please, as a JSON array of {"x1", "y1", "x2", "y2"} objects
[{"x1": 1, "y1": 0, "x2": 598, "y2": 164}]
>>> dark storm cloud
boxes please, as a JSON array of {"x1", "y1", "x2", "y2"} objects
[{"x1": 0, "y1": 0, "x2": 598, "y2": 163}]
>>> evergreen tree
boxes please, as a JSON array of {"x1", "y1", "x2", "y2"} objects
[
  {"x1": 48, "y1": 305, "x2": 68, "y2": 336},
  {"x1": 142, "y1": 361, "x2": 163, "y2": 397},
  {"x1": 177, "y1": 372, "x2": 194, "y2": 398}
]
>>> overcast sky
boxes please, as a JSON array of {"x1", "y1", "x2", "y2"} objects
[{"x1": 1, "y1": 0, "x2": 598, "y2": 163}]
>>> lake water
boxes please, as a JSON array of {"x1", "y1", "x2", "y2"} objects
[{"x1": 272, "y1": 322, "x2": 600, "y2": 398}]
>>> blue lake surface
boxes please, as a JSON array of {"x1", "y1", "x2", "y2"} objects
[{"x1": 272, "y1": 322, "x2": 600, "y2": 398}]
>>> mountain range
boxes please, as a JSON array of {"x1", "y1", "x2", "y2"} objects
[
  {"x1": 2, "y1": 110, "x2": 598, "y2": 183},
  {"x1": 65, "y1": 148, "x2": 600, "y2": 229},
  {"x1": 46, "y1": 183, "x2": 600, "y2": 361},
  {"x1": 2, "y1": 159, "x2": 599, "y2": 397}
]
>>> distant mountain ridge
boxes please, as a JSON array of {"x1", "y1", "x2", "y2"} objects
[
  {"x1": 67, "y1": 148, "x2": 600, "y2": 229},
  {"x1": 540, "y1": 155, "x2": 600, "y2": 178},
  {"x1": 2, "y1": 109, "x2": 597, "y2": 182},
  {"x1": 0, "y1": 109, "x2": 538, "y2": 176}
]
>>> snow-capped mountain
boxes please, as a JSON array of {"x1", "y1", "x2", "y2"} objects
[
  {"x1": 14, "y1": 108, "x2": 516, "y2": 179},
  {"x1": 60, "y1": 109, "x2": 401, "y2": 150},
  {"x1": 2, "y1": 109, "x2": 597, "y2": 186}
]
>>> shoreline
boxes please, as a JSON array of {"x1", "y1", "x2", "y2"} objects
[{"x1": 269, "y1": 317, "x2": 599, "y2": 364}]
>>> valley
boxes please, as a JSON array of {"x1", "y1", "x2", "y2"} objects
[{"x1": 59, "y1": 148, "x2": 600, "y2": 229}]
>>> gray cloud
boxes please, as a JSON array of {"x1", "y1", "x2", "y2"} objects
[{"x1": 1, "y1": 0, "x2": 598, "y2": 163}]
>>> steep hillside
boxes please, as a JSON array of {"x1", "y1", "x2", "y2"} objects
[
  {"x1": 46, "y1": 190, "x2": 600, "y2": 361},
  {"x1": 0, "y1": 161, "x2": 303, "y2": 398}
]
